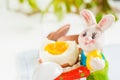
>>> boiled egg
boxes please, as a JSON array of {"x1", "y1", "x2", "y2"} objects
[{"x1": 39, "y1": 38, "x2": 79, "y2": 66}]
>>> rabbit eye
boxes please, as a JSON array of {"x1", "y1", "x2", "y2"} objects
[
  {"x1": 92, "y1": 32, "x2": 96, "y2": 39},
  {"x1": 83, "y1": 32, "x2": 87, "y2": 37}
]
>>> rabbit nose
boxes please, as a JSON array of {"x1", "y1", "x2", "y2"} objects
[{"x1": 84, "y1": 37, "x2": 92, "y2": 41}]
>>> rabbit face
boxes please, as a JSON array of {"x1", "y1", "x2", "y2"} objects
[
  {"x1": 78, "y1": 9, "x2": 115, "y2": 53},
  {"x1": 78, "y1": 25, "x2": 104, "y2": 52}
]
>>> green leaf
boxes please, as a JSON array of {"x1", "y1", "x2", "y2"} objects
[
  {"x1": 19, "y1": 0, "x2": 24, "y2": 3},
  {"x1": 55, "y1": 6, "x2": 64, "y2": 21},
  {"x1": 85, "y1": 3, "x2": 92, "y2": 9},
  {"x1": 90, "y1": 1, "x2": 97, "y2": 7},
  {"x1": 53, "y1": 0, "x2": 64, "y2": 21},
  {"x1": 65, "y1": 2, "x2": 71, "y2": 12},
  {"x1": 96, "y1": 12, "x2": 103, "y2": 23},
  {"x1": 42, "y1": 0, "x2": 54, "y2": 14},
  {"x1": 112, "y1": 13, "x2": 118, "y2": 21},
  {"x1": 106, "y1": 10, "x2": 118, "y2": 21},
  {"x1": 74, "y1": 0, "x2": 83, "y2": 7},
  {"x1": 28, "y1": 0, "x2": 40, "y2": 11}
]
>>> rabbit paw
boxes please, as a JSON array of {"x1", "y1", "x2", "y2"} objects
[{"x1": 90, "y1": 58, "x2": 105, "y2": 71}]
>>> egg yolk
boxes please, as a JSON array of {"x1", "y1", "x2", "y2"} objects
[{"x1": 44, "y1": 42, "x2": 69, "y2": 55}]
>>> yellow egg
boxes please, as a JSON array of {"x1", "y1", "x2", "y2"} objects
[{"x1": 39, "y1": 38, "x2": 79, "y2": 66}]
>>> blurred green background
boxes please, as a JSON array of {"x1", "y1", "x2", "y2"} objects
[
  {"x1": 15, "y1": 0, "x2": 119, "y2": 22},
  {"x1": 2, "y1": 0, "x2": 119, "y2": 23}
]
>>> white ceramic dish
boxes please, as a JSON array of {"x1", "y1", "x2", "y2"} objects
[{"x1": 16, "y1": 45, "x2": 120, "y2": 80}]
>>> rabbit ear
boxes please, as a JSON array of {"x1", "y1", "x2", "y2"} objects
[
  {"x1": 97, "y1": 15, "x2": 115, "y2": 32},
  {"x1": 80, "y1": 9, "x2": 96, "y2": 26},
  {"x1": 47, "y1": 24, "x2": 70, "y2": 40}
]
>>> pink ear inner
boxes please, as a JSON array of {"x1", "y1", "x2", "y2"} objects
[
  {"x1": 97, "y1": 15, "x2": 115, "y2": 31},
  {"x1": 99, "y1": 18, "x2": 107, "y2": 27},
  {"x1": 82, "y1": 11, "x2": 90, "y2": 23},
  {"x1": 81, "y1": 9, "x2": 96, "y2": 25}
]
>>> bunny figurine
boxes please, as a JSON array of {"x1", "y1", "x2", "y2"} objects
[
  {"x1": 46, "y1": 9, "x2": 115, "y2": 80},
  {"x1": 77, "y1": 9, "x2": 115, "y2": 80}
]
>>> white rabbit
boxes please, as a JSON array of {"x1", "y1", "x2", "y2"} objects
[
  {"x1": 78, "y1": 9, "x2": 115, "y2": 72},
  {"x1": 41, "y1": 9, "x2": 115, "y2": 80}
]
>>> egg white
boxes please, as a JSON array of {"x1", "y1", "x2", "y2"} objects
[{"x1": 39, "y1": 38, "x2": 79, "y2": 66}]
